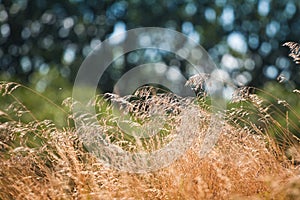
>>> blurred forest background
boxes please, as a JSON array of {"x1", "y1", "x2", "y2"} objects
[{"x1": 0, "y1": 0, "x2": 300, "y2": 123}]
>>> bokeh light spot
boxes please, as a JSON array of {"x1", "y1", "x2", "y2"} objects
[{"x1": 227, "y1": 32, "x2": 247, "y2": 54}]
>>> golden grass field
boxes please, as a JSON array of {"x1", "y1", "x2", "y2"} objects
[{"x1": 0, "y1": 80, "x2": 300, "y2": 199}]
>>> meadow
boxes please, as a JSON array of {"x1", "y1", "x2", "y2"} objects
[{"x1": 0, "y1": 43, "x2": 300, "y2": 199}]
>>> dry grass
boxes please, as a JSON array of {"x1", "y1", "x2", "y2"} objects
[
  {"x1": 283, "y1": 42, "x2": 300, "y2": 64},
  {"x1": 0, "y1": 80, "x2": 300, "y2": 200}
]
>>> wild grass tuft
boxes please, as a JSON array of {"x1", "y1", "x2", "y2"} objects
[
  {"x1": 1, "y1": 54, "x2": 300, "y2": 199},
  {"x1": 283, "y1": 42, "x2": 300, "y2": 64}
]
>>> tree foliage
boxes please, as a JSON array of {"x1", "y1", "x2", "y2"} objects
[{"x1": 0, "y1": 0, "x2": 300, "y2": 92}]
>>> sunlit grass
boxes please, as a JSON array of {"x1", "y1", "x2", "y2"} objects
[{"x1": 0, "y1": 79, "x2": 299, "y2": 199}]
